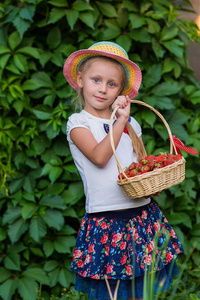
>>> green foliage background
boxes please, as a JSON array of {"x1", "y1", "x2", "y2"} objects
[{"x1": 0, "y1": 0, "x2": 200, "y2": 299}]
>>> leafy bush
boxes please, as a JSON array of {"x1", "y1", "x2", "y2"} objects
[{"x1": 0, "y1": 0, "x2": 200, "y2": 299}]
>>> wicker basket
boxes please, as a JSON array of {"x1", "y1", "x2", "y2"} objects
[{"x1": 109, "y1": 100, "x2": 186, "y2": 199}]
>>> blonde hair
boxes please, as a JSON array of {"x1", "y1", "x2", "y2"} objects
[{"x1": 75, "y1": 56, "x2": 126, "y2": 110}]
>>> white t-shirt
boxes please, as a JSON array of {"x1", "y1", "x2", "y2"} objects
[{"x1": 67, "y1": 110, "x2": 150, "y2": 213}]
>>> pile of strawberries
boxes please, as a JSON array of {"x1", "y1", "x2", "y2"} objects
[{"x1": 118, "y1": 153, "x2": 182, "y2": 179}]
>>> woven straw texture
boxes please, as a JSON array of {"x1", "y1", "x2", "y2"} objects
[{"x1": 109, "y1": 100, "x2": 186, "y2": 199}]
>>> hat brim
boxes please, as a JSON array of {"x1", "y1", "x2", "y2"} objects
[{"x1": 63, "y1": 49, "x2": 142, "y2": 99}]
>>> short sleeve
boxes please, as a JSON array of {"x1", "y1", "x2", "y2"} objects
[
  {"x1": 129, "y1": 116, "x2": 142, "y2": 137},
  {"x1": 66, "y1": 113, "x2": 90, "y2": 143}
]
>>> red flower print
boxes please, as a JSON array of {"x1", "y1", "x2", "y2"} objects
[
  {"x1": 147, "y1": 224, "x2": 151, "y2": 234},
  {"x1": 120, "y1": 254, "x2": 127, "y2": 265},
  {"x1": 88, "y1": 244, "x2": 95, "y2": 253},
  {"x1": 77, "y1": 260, "x2": 84, "y2": 268},
  {"x1": 147, "y1": 241, "x2": 154, "y2": 253},
  {"x1": 100, "y1": 234, "x2": 108, "y2": 244},
  {"x1": 83, "y1": 271, "x2": 87, "y2": 277},
  {"x1": 91, "y1": 274, "x2": 100, "y2": 279},
  {"x1": 153, "y1": 221, "x2": 160, "y2": 233},
  {"x1": 113, "y1": 232, "x2": 122, "y2": 243},
  {"x1": 85, "y1": 254, "x2": 92, "y2": 264},
  {"x1": 170, "y1": 229, "x2": 176, "y2": 238},
  {"x1": 101, "y1": 222, "x2": 108, "y2": 229},
  {"x1": 74, "y1": 249, "x2": 83, "y2": 258},
  {"x1": 166, "y1": 251, "x2": 173, "y2": 262},
  {"x1": 142, "y1": 210, "x2": 148, "y2": 219},
  {"x1": 125, "y1": 265, "x2": 132, "y2": 276},
  {"x1": 144, "y1": 254, "x2": 152, "y2": 265},
  {"x1": 105, "y1": 245, "x2": 110, "y2": 256},
  {"x1": 80, "y1": 219, "x2": 85, "y2": 227},
  {"x1": 112, "y1": 242, "x2": 116, "y2": 247},
  {"x1": 120, "y1": 242, "x2": 126, "y2": 250},
  {"x1": 127, "y1": 233, "x2": 131, "y2": 241},
  {"x1": 106, "y1": 265, "x2": 114, "y2": 274}
]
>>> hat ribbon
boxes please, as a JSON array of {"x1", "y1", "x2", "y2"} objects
[{"x1": 170, "y1": 135, "x2": 199, "y2": 155}]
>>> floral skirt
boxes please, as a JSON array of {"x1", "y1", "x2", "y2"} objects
[{"x1": 71, "y1": 200, "x2": 184, "y2": 300}]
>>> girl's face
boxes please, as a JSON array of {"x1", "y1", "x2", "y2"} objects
[{"x1": 77, "y1": 57, "x2": 124, "y2": 117}]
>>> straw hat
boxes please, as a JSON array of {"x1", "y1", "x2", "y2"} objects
[{"x1": 63, "y1": 41, "x2": 142, "y2": 99}]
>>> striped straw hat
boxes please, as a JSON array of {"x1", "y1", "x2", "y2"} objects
[{"x1": 63, "y1": 41, "x2": 142, "y2": 99}]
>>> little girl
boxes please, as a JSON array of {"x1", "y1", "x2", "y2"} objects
[{"x1": 64, "y1": 41, "x2": 184, "y2": 300}]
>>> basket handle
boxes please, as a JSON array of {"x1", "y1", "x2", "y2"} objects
[{"x1": 109, "y1": 100, "x2": 178, "y2": 180}]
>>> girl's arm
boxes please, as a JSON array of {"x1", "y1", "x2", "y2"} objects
[{"x1": 70, "y1": 96, "x2": 131, "y2": 167}]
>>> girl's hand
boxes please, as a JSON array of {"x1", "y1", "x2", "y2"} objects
[{"x1": 112, "y1": 95, "x2": 131, "y2": 121}]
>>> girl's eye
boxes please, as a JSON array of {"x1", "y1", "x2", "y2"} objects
[
  {"x1": 93, "y1": 78, "x2": 99, "y2": 83},
  {"x1": 108, "y1": 82, "x2": 115, "y2": 87}
]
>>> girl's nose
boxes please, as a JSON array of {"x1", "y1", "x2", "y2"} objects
[{"x1": 99, "y1": 82, "x2": 107, "y2": 93}]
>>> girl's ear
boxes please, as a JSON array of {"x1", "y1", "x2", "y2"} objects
[{"x1": 77, "y1": 71, "x2": 83, "y2": 88}]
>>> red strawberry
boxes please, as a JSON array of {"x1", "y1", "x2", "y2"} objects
[
  {"x1": 146, "y1": 160, "x2": 155, "y2": 170},
  {"x1": 141, "y1": 165, "x2": 150, "y2": 172},
  {"x1": 158, "y1": 154, "x2": 167, "y2": 161},
  {"x1": 154, "y1": 156, "x2": 163, "y2": 163},
  {"x1": 167, "y1": 153, "x2": 174, "y2": 159},
  {"x1": 163, "y1": 159, "x2": 174, "y2": 167},
  {"x1": 145, "y1": 155, "x2": 155, "y2": 161},
  {"x1": 139, "y1": 158, "x2": 147, "y2": 165},
  {"x1": 118, "y1": 173, "x2": 125, "y2": 179},
  {"x1": 130, "y1": 169, "x2": 138, "y2": 177},
  {"x1": 174, "y1": 154, "x2": 182, "y2": 161}
]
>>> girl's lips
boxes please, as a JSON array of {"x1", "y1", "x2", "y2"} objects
[{"x1": 95, "y1": 96, "x2": 106, "y2": 101}]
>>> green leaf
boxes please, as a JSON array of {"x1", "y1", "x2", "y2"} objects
[
  {"x1": 40, "y1": 194, "x2": 66, "y2": 210},
  {"x1": 49, "y1": 166, "x2": 63, "y2": 183},
  {"x1": 2, "y1": 206, "x2": 21, "y2": 225},
  {"x1": 43, "y1": 240, "x2": 54, "y2": 257},
  {"x1": 129, "y1": 28, "x2": 151, "y2": 42},
  {"x1": 160, "y1": 25, "x2": 179, "y2": 41},
  {"x1": 13, "y1": 54, "x2": 27, "y2": 72},
  {"x1": 0, "y1": 45, "x2": 11, "y2": 55},
  {"x1": 79, "y1": 11, "x2": 95, "y2": 29},
  {"x1": 162, "y1": 39, "x2": 184, "y2": 58},
  {"x1": 58, "y1": 268, "x2": 73, "y2": 288},
  {"x1": 146, "y1": 18, "x2": 161, "y2": 33},
  {"x1": 154, "y1": 97, "x2": 175, "y2": 110},
  {"x1": 62, "y1": 182, "x2": 84, "y2": 205},
  {"x1": 0, "y1": 54, "x2": 11, "y2": 69},
  {"x1": 0, "y1": 279, "x2": 19, "y2": 300},
  {"x1": 29, "y1": 217, "x2": 47, "y2": 242},
  {"x1": 13, "y1": 16, "x2": 31, "y2": 37},
  {"x1": 0, "y1": 268, "x2": 12, "y2": 283},
  {"x1": 42, "y1": 209, "x2": 64, "y2": 230},
  {"x1": 19, "y1": 5, "x2": 35, "y2": 21},
  {"x1": 32, "y1": 107, "x2": 52, "y2": 120},
  {"x1": 96, "y1": 1, "x2": 118, "y2": 17},
  {"x1": 4, "y1": 251, "x2": 21, "y2": 271},
  {"x1": 116, "y1": 35, "x2": 132, "y2": 53},
  {"x1": 129, "y1": 13, "x2": 146, "y2": 29},
  {"x1": 48, "y1": 0, "x2": 68, "y2": 7},
  {"x1": 152, "y1": 38, "x2": 165, "y2": 58},
  {"x1": 143, "y1": 64, "x2": 162, "y2": 88},
  {"x1": 66, "y1": 9, "x2": 79, "y2": 30},
  {"x1": 72, "y1": 0, "x2": 94, "y2": 11},
  {"x1": 47, "y1": 27, "x2": 61, "y2": 49},
  {"x1": 163, "y1": 57, "x2": 175, "y2": 73},
  {"x1": 142, "y1": 110, "x2": 156, "y2": 127},
  {"x1": 17, "y1": 46, "x2": 40, "y2": 59},
  {"x1": 151, "y1": 81, "x2": 181, "y2": 96},
  {"x1": 0, "y1": 228, "x2": 6, "y2": 241},
  {"x1": 8, "y1": 218, "x2": 29, "y2": 243},
  {"x1": 166, "y1": 212, "x2": 192, "y2": 228},
  {"x1": 48, "y1": 8, "x2": 67, "y2": 24},
  {"x1": 54, "y1": 236, "x2": 76, "y2": 253},
  {"x1": 21, "y1": 203, "x2": 38, "y2": 220},
  {"x1": 8, "y1": 31, "x2": 22, "y2": 50},
  {"x1": 22, "y1": 267, "x2": 49, "y2": 285},
  {"x1": 44, "y1": 260, "x2": 59, "y2": 272},
  {"x1": 18, "y1": 277, "x2": 38, "y2": 300},
  {"x1": 122, "y1": 1, "x2": 138, "y2": 12},
  {"x1": 102, "y1": 20, "x2": 121, "y2": 40}
]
